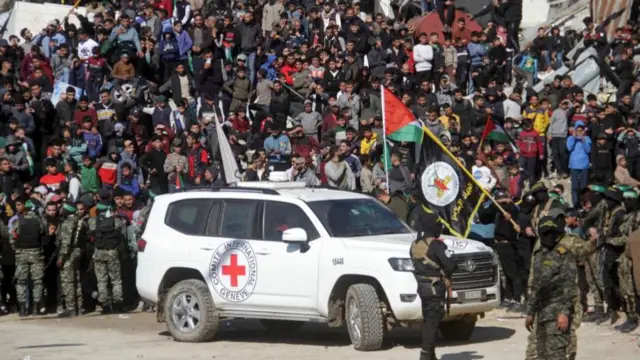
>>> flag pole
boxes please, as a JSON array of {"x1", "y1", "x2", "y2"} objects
[
  {"x1": 421, "y1": 125, "x2": 519, "y2": 230},
  {"x1": 381, "y1": 85, "x2": 390, "y2": 193}
]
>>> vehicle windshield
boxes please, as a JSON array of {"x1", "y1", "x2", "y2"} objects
[{"x1": 308, "y1": 198, "x2": 411, "y2": 237}]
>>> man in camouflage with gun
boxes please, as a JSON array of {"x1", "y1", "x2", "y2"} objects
[
  {"x1": 89, "y1": 202, "x2": 128, "y2": 314},
  {"x1": 410, "y1": 212, "x2": 455, "y2": 360},
  {"x1": 580, "y1": 184, "x2": 608, "y2": 322},
  {"x1": 524, "y1": 195, "x2": 595, "y2": 360},
  {"x1": 591, "y1": 188, "x2": 626, "y2": 325},
  {"x1": 608, "y1": 189, "x2": 640, "y2": 333},
  {"x1": 10, "y1": 197, "x2": 46, "y2": 317},
  {"x1": 57, "y1": 202, "x2": 89, "y2": 318},
  {"x1": 525, "y1": 215, "x2": 578, "y2": 360}
]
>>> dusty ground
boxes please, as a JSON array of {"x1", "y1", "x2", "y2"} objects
[{"x1": 0, "y1": 309, "x2": 638, "y2": 360}]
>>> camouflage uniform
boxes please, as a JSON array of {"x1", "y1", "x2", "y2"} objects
[
  {"x1": 581, "y1": 200, "x2": 607, "y2": 312},
  {"x1": 89, "y1": 213, "x2": 127, "y2": 308},
  {"x1": 599, "y1": 200, "x2": 625, "y2": 323},
  {"x1": 525, "y1": 234, "x2": 596, "y2": 360},
  {"x1": 526, "y1": 241, "x2": 578, "y2": 360},
  {"x1": 608, "y1": 207, "x2": 640, "y2": 329},
  {"x1": 57, "y1": 214, "x2": 88, "y2": 314},
  {"x1": 0, "y1": 221, "x2": 8, "y2": 285},
  {"x1": 10, "y1": 212, "x2": 46, "y2": 309}
]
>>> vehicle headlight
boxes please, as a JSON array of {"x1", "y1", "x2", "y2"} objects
[{"x1": 388, "y1": 258, "x2": 414, "y2": 272}]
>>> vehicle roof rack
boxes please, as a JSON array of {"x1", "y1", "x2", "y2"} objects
[{"x1": 185, "y1": 187, "x2": 280, "y2": 195}]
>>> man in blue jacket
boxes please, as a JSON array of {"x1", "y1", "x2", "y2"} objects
[{"x1": 567, "y1": 121, "x2": 592, "y2": 207}]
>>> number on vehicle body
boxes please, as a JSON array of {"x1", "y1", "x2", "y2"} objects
[{"x1": 332, "y1": 258, "x2": 344, "y2": 266}]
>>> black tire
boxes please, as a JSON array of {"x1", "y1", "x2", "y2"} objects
[
  {"x1": 260, "y1": 319, "x2": 305, "y2": 333},
  {"x1": 164, "y1": 279, "x2": 220, "y2": 342},
  {"x1": 439, "y1": 318, "x2": 476, "y2": 341},
  {"x1": 345, "y1": 283, "x2": 385, "y2": 351}
]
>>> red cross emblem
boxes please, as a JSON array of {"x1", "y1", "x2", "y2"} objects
[{"x1": 221, "y1": 254, "x2": 246, "y2": 287}]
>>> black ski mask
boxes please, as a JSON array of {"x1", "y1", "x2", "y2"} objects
[{"x1": 537, "y1": 215, "x2": 563, "y2": 250}]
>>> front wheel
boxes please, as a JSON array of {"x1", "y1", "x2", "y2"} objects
[
  {"x1": 345, "y1": 283, "x2": 385, "y2": 351},
  {"x1": 164, "y1": 279, "x2": 220, "y2": 342}
]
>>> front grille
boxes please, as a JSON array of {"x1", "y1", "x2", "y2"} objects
[{"x1": 450, "y1": 252, "x2": 497, "y2": 291}]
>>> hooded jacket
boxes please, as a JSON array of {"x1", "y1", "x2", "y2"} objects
[
  {"x1": 566, "y1": 121, "x2": 592, "y2": 170},
  {"x1": 174, "y1": 30, "x2": 193, "y2": 60},
  {"x1": 118, "y1": 150, "x2": 145, "y2": 185},
  {"x1": 4, "y1": 136, "x2": 29, "y2": 173},
  {"x1": 97, "y1": 149, "x2": 120, "y2": 186},
  {"x1": 260, "y1": 55, "x2": 278, "y2": 81},
  {"x1": 159, "y1": 32, "x2": 180, "y2": 62}
]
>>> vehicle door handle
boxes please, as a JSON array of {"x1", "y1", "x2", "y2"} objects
[
  {"x1": 200, "y1": 247, "x2": 214, "y2": 251},
  {"x1": 256, "y1": 249, "x2": 271, "y2": 255}
]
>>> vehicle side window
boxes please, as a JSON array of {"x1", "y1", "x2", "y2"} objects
[
  {"x1": 165, "y1": 199, "x2": 212, "y2": 235},
  {"x1": 219, "y1": 200, "x2": 258, "y2": 239},
  {"x1": 262, "y1": 201, "x2": 319, "y2": 241},
  {"x1": 205, "y1": 200, "x2": 223, "y2": 236}
]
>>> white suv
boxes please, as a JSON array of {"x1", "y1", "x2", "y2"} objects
[{"x1": 136, "y1": 182, "x2": 500, "y2": 350}]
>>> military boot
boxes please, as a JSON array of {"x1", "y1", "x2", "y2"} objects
[
  {"x1": 101, "y1": 303, "x2": 113, "y2": 315},
  {"x1": 18, "y1": 303, "x2": 28, "y2": 317},
  {"x1": 583, "y1": 306, "x2": 604, "y2": 322},
  {"x1": 595, "y1": 309, "x2": 612, "y2": 325},
  {"x1": 582, "y1": 306, "x2": 604, "y2": 322},
  {"x1": 112, "y1": 302, "x2": 124, "y2": 314},
  {"x1": 619, "y1": 316, "x2": 639, "y2": 333}
]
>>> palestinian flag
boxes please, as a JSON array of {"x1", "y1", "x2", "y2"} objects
[
  {"x1": 175, "y1": 173, "x2": 185, "y2": 190},
  {"x1": 380, "y1": 139, "x2": 394, "y2": 172},
  {"x1": 418, "y1": 126, "x2": 486, "y2": 239},
  {"x1": 479, "y1": 117, "x2": 519, "y2": 153},
  {"x1": 382, "y1": 87, "x2": 423, "y2": 144}
]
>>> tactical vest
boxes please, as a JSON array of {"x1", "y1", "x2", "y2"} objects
[
  {"x1": 532, "y1": 199, "x2": 554, "y2": 232},
  {"x1": 94, "y1": 215, "x2": 121, "y2": 250},
  {"x1": 603, "y1": 205, "x2": 625, "y2": 235},
  {"x1": 16, "y1": 216, "x2": 42, "y2": 249},
  {"x1": 72, "y1": 216, "x2": 88, "y2": 253},
  {"x1": 410, "y1": 237, "x2": 446, "y2": 281}
]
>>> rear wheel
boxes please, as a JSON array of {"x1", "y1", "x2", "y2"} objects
[
  {"x1": 345, "y1": 283, "x2": 385, "y2": 351},
  {"x1": 260, "y1": 320, "x2": 305, "y2": 333},
  {"x1": 164, "y1": 279, "x2": 220, "y2": 342}
]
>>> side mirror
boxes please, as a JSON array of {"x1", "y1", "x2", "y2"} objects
[{"x1": 282, "y1": 227, "x2": 308, "y2": 243}]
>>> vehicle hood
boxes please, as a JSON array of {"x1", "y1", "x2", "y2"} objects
[{"x1": 339, "y1": 233, "x2": 493, "y2": 257}]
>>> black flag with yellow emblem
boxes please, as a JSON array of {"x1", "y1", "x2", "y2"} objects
[{"x1": 416, "y1": 126, "x2": 485, "y2": 238}]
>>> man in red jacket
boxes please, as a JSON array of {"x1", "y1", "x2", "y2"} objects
[
  {"x1": 516, "y1": 120, "x2": 544, "y2": 186},
  {"x1": 186, "y1": 133, "x2": 210, "y2": 185}
]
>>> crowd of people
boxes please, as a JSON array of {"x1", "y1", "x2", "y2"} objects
[{"x1": 0, "y1": 0, "x2": 637, "y2": 347}]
